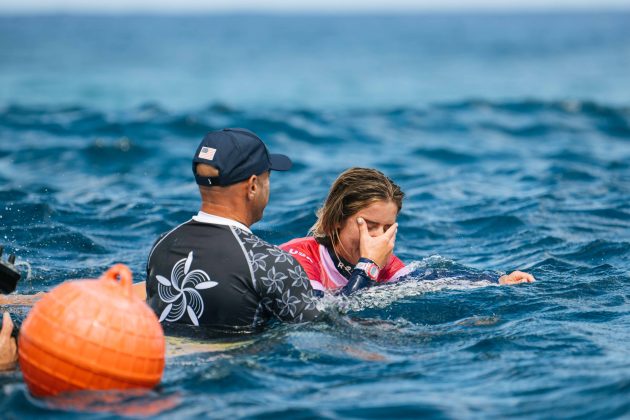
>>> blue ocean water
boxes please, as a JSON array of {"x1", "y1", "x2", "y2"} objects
[{"x1": 1, "y1": 13, "x2": 629, "y2": 418}]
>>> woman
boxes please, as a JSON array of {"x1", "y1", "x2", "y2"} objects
[{"x1": 281, "y1": 167, "x2": 534, "y2": 295}]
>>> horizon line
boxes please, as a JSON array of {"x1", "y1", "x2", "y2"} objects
[{"x1": 2, "y1": 7, "x2": 630, "y2": 15}]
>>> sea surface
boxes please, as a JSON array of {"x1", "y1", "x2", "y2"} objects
[{"x1": 1, "y1": 13, "x2": 629, "y2": 419}]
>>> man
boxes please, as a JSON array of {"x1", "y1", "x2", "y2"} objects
[{"x1": 144, "y1": 128, "x2": 321, "y2": 334}]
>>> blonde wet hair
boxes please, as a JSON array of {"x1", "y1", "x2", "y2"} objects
[{"x1": 309, "y1": 167, "x2": 404, "y2": 249}]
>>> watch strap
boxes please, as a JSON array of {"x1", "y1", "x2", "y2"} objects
[{"x1": 354, "y1": 258, "x2": 380, "y2": 281}]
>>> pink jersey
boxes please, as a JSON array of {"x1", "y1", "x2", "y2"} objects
[{"x1": 280, "y1": 237, "x2": 409, "y2": 292}]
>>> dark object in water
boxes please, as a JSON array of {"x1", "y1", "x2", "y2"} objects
[{"x1": 0, "y1": 245, "x2": 21, "y2": 294}]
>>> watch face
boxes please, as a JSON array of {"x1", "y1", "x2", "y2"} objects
[{"x1": 368, "y1": 265, "x2": 379, "y2": 279}]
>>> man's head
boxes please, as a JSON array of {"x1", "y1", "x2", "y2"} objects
[
  {"x1": 193, "y1": 128, "x2": 291, "y2": 225},
  {"x1": 192, "y1": 128, "x2": 291, "y2": 187}
]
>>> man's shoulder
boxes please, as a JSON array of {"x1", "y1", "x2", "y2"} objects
[
  {"x1": 230, "y1": 229, "x2": 309, "y2": 290},
  {"x1": 231, "y1": 227, "x2": 274, "y2": 249},
  {"x1": 148, "y1": 219, "x2": 192, "y2": 251},
  {"x1": 233, "y1": 229, "x2": 296, "y2": 260},
  {"x1": 148, "y1": 219, "x2": 234, "y2": 256}
]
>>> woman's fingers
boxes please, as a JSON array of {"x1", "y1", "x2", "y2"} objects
[
  {"x1": 357, "y1": 218, "x2": 399, "y2": 268},
  {"x1": 388, "y1": 228, "x2": 397, "y2": 247},
  {"x1": 512, "y1": 271, "x2": 535, "y2": 283},
  {"x1": 357, "y1": 217, "x2": 370, "y2": 240},
  {"x1": 384, "y1": 223, "x2": 398, "y2": 240},
  {"x1": 500, "y1": 271, "x2": 536, "y2": 285}
]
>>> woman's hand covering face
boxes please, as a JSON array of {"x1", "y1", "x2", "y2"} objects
[
  {"x1": 336, "y1": 200, "x2": 399, "y2": 266},
  {"x1": 357, "y1": 217, "x2": 398, "y2": 269}
]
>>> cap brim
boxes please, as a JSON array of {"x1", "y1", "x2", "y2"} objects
[{"x1": 269, "y1": 153, "x2": 293, "y2": 171}]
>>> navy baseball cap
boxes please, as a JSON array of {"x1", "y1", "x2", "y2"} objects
[{"x1": 192, "y1": 128, "x2": 292, "y2": 186}]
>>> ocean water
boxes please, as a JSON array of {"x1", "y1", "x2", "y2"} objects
[{"x1": 1, "y1": 13, "x2": 630, "y2": 419}]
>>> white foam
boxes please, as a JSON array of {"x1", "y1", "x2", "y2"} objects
[{"x1": 315, "y1": 259, "x2": 497, "y2": 313}]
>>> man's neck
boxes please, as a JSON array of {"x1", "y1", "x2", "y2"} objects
[{"x1": 200, "y1": 203, "x2": 252, "y2": 227}]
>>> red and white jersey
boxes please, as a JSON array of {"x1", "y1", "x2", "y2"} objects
[{"x1": 280, "y1": 236, "x2": 409, "y2": 292}]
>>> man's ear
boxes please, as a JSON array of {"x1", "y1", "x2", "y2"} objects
[{"x1": 246, "y1": 174, "x2": 258, "y2": 200}]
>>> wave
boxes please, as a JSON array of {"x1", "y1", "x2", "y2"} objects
[
  {"x1": 553, "y1": 240, "x2": 630, "y2": 267},
  {"x1": 435, "y1": 98, "x2": 630, "y2": 119},
  {"x1": 312, "y1": 256, "x2": 499, "y2": 316},
  {"x1": 2, "y1": 99, "x2": 629, "y2": 141},
  {"x1": 342, "y1": 275, "x2": 496, "y2": 313}
]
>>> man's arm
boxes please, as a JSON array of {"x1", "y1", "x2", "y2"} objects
[
  {"x1": 279, "y1": 241, "x2": 326, "y2": 294},
  {"x1": 257, "y1": 245, "x2": 322, "y2": 323}
]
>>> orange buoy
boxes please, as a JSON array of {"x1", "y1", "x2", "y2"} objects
[{"x1": 18, "y1": 264, "x2": 165, "y2": 397}]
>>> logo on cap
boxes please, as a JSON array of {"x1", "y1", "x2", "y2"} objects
[{"x1": 198, "y1": 147, "x2": 217, "y2": 160}]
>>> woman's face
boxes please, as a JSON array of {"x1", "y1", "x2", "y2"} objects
[{"x1": 336, "y1": 200, "x2": 399, "y2": 265}]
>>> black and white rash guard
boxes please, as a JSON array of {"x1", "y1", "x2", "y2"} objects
[{"x1": 145, "y1": 212, "x2": 321, "y2": 334}]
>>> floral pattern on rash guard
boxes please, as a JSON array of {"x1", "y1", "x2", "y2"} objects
[{"x1": 231, "y1": 226, "x2": 321, "y2": 324}]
